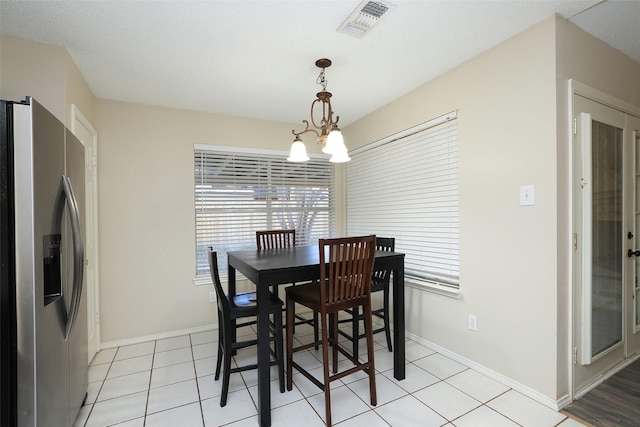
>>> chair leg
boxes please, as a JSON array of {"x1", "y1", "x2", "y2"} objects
[
  {"x1": 286, "y1": 297, "x2": 295, "y2": 391},
  {"x1": 214, "y1": 343, "x2": 223, "y2": 381},
  {"x1": 320, "y1": 312, "x2": 332, "y2": 427},
  {"x1": 214, "y1": 324, "x2": 223, "y2": 381},
  {"x1": 220, "y1": 333, "x2": 233, "y2": 407},
  {"x1": 313, "y1": 311, "x2": 319, "y2": 350},
  {"x1": 275, "y1": 308, "x2": 285, "y2": 393},
  {"x1": 292, "y1": 300, "x2": 296, "y2": 333},
  {"x1": 383, "y1": 286, "x2": 392, "y2": 352},
  {"x1": 324, "y1": 385, "x2": 332, "y2": 427},
  {"x1": 363, "y1": 302, "x2": 377, "y2": 407},
  {"x1": 331, "y1": 313, "x2": 339, "y2": 372},
  {"x1": 351, "y1": 306, "x2": 360, "y2": 359}
]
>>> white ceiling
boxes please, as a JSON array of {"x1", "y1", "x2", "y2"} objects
[{"x1": 1, "y1": 0, "x2": 639, "y2": 126}]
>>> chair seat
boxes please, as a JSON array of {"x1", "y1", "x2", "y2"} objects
[
  {"x1": 286, "y1": 282, "x2": 368, "y2": 313},
  {"x1": 228, "y1": 291, "x2": 283, "y2": 327},
  {"x1": 230, "y1": 291, "x2": 282, "y2": 311},
  {"x1": 284, "y1": 282, "x2": 320, "y2": 307}
]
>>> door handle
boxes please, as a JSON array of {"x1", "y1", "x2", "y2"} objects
[
  {"x1": 62, "y1": 176, "x2": 84, "y2": 341},
  {"x1": 628, "y1": 249, "x2": 640, "y2": 258},
  {"x1": 53, "y1": 175, "x2": 85, "y2": 340}
]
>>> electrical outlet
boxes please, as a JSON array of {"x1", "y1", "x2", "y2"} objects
[
  {"x1": 209, "y1": 292, "x2": 216, "y2": 303},
  {"x1": 468, "y1": 314, "x2": 478, "y2": 331}
]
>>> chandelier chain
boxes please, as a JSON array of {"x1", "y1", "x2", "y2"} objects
[{"x1": 316, "y1": 68, "x2": 328, "y2": 92}]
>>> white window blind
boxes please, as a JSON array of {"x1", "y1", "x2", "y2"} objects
[
  {"x1": 195, "y1": 146, "x2": 335, "y2": 277},
  {"x1": 346, "y1": 112, "x2": 459, "y2": 288}
]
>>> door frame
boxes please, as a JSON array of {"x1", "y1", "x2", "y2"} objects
[
  {"x1": 71, "y1": 105, "x2": 100, "y2": 363},
  {"x1": 625, "y1": 114, "x2": 640, "y2": 356},
  {"x1": 570, "y1": 79, "x2": 640, "y2": 399}
]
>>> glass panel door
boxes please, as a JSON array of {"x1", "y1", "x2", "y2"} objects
[
  {"x1": 590, "y1": 119, "x2": 623, "y2": 359},
  {"x1": 573, "y1": 94, "x2": 626, "y2": 394},
  {"x1": 629, "y1": 117, "x2": 640, "y2": 355},
  {"x1": 635, "y1": 129, "x2": 640, "y2": 330}
]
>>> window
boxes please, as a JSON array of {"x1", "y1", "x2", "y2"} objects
[
  {"x1": 345, "y1": 112, "x2": 459, "y2": 289},
  {"x1": 194, "y1": 145, "x2": 335, "y2": 279}
]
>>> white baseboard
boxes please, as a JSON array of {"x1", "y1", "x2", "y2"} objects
[
  {"x1": 100, "y1": 323, "x2": 216, "y2": 350},
  {"x1": 405, "y1": 331, "x2": 568, "y2": 411},
  {"x1": 99, "y1": 319, "x2": 569, "y2": 411}
]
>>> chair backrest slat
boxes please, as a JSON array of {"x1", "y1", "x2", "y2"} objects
[
  {"x1": 320, "y1": 235, "x2": 376, "y2": 305},
  {"x1": 373, "y1": 237, "x2": 395, "y2": 282},
  {"x1": 256, "y1": 229, "x2": 296, "y2": 250},
  {"x1": 207, "y1": 248, "x2": 230, "y2": 313}
]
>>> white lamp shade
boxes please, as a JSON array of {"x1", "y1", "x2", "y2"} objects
[
  {"x1": 287, "y1": 139, "x2": 310, "y2": 162},
  {"x1": 322, "y1": 128, "x2": 346, "y2": 154},
  {"x1": 329, "y1": 149, "x2": 351, "y2": 163}
]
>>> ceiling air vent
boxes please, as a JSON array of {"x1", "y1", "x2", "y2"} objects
[{"x1": 337, "y1": 0, "x2": 394, "y2": 38}]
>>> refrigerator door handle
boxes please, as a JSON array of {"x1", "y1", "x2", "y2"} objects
[{"x1": 53, "y1": 175, "x2": 85, "y2": 340}]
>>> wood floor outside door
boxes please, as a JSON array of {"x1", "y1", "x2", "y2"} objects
[{"x1": 562, "y1": 358, "x2": 640, "y2": 426}]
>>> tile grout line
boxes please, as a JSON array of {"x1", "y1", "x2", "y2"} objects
[
  {"x1": 142, "y1": 340, "x2": 157, "y2": 426},
  {"x1": 82, "y1": 347, "x2": 119, "y2": 426},
  {"x1": 188, "y1": 333, "x2": 207, "y2": 427}
]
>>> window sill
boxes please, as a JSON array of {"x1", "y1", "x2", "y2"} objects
[
  {"x1": 193, "y1": 276, "x2": 212, "y2": 287},
  {"x1": 193, "y1": 275, "x2": 242, "y2": 287},
  {"x1": 405, "y1": 277, "x2": 461, "y2": 299},
  {"x1": 196, "y1": 276, "x2": 461, "y2": 300}
]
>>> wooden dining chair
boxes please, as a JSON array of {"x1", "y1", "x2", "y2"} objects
[
  {"x1": 207, "y1": 248, "x2": 284, "y2": 407},
  {"x1": 256, "y1": 229, "x2": 319, "y2": 344},
  {"x1": 285, "y1": 235, "x2": 377, "y2": 427},
  {"x1": 338, "y1": 237, "x2": 395, "y2": 358},
  {"x1": 256, "y1": 229, "x2": 296, "y2": 251}
]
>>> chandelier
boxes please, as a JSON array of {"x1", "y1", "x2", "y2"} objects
[{"x1": 288, "y1": 58, "x2": 351, "y2": 163}]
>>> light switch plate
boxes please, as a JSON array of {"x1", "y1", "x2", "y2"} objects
[{"x1": 520, "y1": 184, "x2": 535, "y2": 206}]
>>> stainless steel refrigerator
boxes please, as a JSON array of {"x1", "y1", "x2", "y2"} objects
[{"x1": 0, "y1": 97, "x2": 88, "y2": 426}]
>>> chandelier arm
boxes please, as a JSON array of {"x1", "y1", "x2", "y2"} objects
[
  {"x1": 318, "y1": 95, "x2": 338, "y2": 129},
  {"x1": 309, "y1": 98, "x2": 326, "y2": 130},
  {"x1": 292, "y1": 120, "x2": 320, "y2": 138}
]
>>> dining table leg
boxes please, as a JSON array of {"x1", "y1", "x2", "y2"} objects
[
  {"x1": 392, "y1": 260, "x2": 406, "y2": 380},
  {"x1": 256, "y1": 279, "x2": 272, "y2": 426}
]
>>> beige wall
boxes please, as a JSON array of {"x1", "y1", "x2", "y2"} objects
[
  {"x1": 1, "y1": 34, "x2": 67, "y2": 121},
  {"x1": 95, "y1": 100, "x2": 303, "y2": 343},
  {"x1": 346, "y1": 16, "x2": 560, "y2": 403},
  {"x1": 557, "y1": 18, "x2": 640, "y2": 108},
  {"x1": 0, "y1": 34, "x2": 95, "y2": 126},
  {"x1": 65, "y1": 50, "x2": 95, "y2": 125}
]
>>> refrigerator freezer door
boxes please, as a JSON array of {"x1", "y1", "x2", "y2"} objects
[{"x1": 0, "y1": 101, "x2": 18, "y2": 427}]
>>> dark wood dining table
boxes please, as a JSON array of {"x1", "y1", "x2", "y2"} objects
[{"x1": 227, "y1": 244, "x2": 405, "y2": 427}]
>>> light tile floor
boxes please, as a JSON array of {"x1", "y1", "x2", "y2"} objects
[{"x1": 74, "y1": 323, "x2": 587, "y2": 427}]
